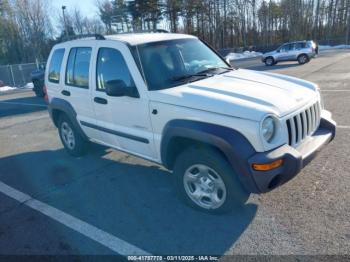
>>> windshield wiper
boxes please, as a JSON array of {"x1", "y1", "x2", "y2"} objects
[
  {"x1": 171, "y1": 67, "x2": 234, "y2": 84},
  {"x1": 171, "y1": 73, "x2": 210, "y2": 83},
  {"x1": 197, "y1": 67, "x2": 234, "y2": 75},
  {"x1": 172, "y1": 67, "x2": 233, "y2": 82}
]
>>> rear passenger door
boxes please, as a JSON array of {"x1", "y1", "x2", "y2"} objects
[
  {"x1": 62, "y1": 45, "x2": 100, "y2": 141},
  {"x1": 290, "y1": 43, "x2": 303, "y2": 60}
]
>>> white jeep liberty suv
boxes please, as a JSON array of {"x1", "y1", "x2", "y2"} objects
[{"x1": 45, "y1": 33, "x2": 336, "y2": 214}]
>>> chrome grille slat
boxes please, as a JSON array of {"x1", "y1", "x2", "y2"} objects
[
  {"x1": 290, "y1": 117, "x2": 296, "y2": 146},
  {"x1": 310, "y1": 105, "x2": 316, "y2": 133},
  {"x1": 306, "y1": 108, "x2": 312, "y2": 135},
  {"x1": 301, "y1": 111, "x2": 307, "y2": 139},
  {"x1": 286, "y1": 102, "x2": 321, "y2": 147},
  {"x1": 296, "y1": 114, "x2": 302, "y2": 144},
  {"x1": 315, "y1": 102, "x2": 321, "y2": 128}
]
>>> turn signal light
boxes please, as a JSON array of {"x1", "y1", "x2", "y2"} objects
[{"x1": 252, "y1": 159, "x2": 284, "y2": 171}]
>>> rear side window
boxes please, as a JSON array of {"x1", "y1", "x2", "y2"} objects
[
  {"x1": 96, "y1": 48, "x2": 135, "y2": 91},
  {"x1": 294, "y1": 43, "x2": 306, "y2": 50},
  {"x1": 48, "y1": 49, "x2": 65, "y2": 83},
  {"x1": 66, "y1": 47, "x2": 92, "y2": 88}
]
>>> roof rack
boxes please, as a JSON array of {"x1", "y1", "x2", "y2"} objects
[
  {"x1": 116, "y1": 29, "x2": 169, "y2": 34},
  {"x1": 62, "y1": 34, "x2": 105, "y2": 42}
]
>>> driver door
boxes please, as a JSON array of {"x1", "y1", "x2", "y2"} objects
[{"x1": 89, "y1": 42, "x2": 156, "y2": 161}]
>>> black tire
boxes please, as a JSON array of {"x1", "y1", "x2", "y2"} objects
[
  {"x1": 33, "y1": 80, "x2": 45, "y2": 97},
  {"x1": 297, "y1": 54, "x2": 309, "y2": 65},
  {"x1": 173, "y1": 147, "x2": 249, "y2": 214},
  {"x1": 58, "y1": 114, "x2": 88, "y2": 157},
  {"x1": 265, "y1": 57, "x2": 275, "y2": 66}
]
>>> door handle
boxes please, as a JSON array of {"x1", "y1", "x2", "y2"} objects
[
  {"x1": 94, "y1": 97, "x2": 108, "y2": 105},
  {"x1": 61, "y1": 90, "x2": 70, "y2": 96}
]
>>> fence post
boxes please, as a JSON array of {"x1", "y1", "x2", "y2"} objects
[{"x1": 9, "y1": 65, "x2": 15, "y2": 87}]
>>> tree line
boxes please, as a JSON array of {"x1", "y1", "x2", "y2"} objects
[{"x1": 0, "y1": 0, "x2": 350, "y2": 64}]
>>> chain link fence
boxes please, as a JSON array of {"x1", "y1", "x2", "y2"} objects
[{"x1": 0, "y1": 62, "x2": 46, "y2": 88}]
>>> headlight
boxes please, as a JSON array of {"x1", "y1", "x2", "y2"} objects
[{"x1": 262, "y1": 116, "x2": 276, "y2": 142}]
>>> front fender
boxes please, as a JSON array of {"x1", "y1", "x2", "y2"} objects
[{"x1": 161, "y1": 120, "x2": 260, "y2": 192}]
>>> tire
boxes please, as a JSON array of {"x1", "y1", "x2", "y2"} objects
[
  {"x1": 297, "y1": 54, "x2": 309, "y2": 65},
  {"x1": 58, "y1": 114, "x2": 88, "y2": 157},
  {"x1": 265, "y1": 57, "x2": 275, "y2": 66},
  {"x1": 173, "y1": 147, "x2": 249, "y2": 214},
  {"x1": 33, "y1": 80, "x2": 45, "y2": 97}
]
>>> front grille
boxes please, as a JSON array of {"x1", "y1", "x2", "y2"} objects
[{"x1": 286, "y1": 102, "x2": 321, "y2": 146}]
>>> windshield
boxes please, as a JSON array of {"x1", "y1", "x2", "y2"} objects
[{"x1": 137, "y1": 38, "x2": 229, "y2": 91}]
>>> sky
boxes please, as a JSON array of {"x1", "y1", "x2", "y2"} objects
[{"x1": 51, "y1": 0, "x2": 99, "y2": 19}]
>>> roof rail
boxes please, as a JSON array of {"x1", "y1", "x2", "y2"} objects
[
  {"x1": 154, "y1": 29, "x2": 169, "y2": 33},
  {"x1": 62, "y1": 34, "x2": 105, "y2": 42},
  {"x1": 116, "y1": 29, "x2": 169, "y2": 34}
]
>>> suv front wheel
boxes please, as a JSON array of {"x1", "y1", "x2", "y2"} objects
[
  {"x1": 265, "y1": 57, "x2": 275, "y2": 66},
  {"x1": 58, "y1": 115, "x2": 88, "y2": 157},
  {"x1": 173, "y1": 147, "x2": 249, "y2": 214}
]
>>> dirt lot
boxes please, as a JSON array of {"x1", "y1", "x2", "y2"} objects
[{"x1": 0, "y1": 50, "x2": 349, "y2": 257}]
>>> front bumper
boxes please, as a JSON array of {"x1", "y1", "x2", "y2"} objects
[{"x1": 247, "y1": 114, "x2": 336, "y2": 193}]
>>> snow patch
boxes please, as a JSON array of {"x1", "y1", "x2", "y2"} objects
[
  {"x1": 0, "y1": 86, "x2": 16, "y2": 92},
  {"x1": 226, "y1": 51, "x2": 263, "y2": 61},
  {"x1": 0, "y1": 82, "x2": 33, "y2": 92},
  {"x1": 24, "y1": 82, "x2": 34, "y2": 89}
]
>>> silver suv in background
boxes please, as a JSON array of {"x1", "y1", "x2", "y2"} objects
[{"x1": 262, "y1": 41, "x2": 317, "y2": 66}]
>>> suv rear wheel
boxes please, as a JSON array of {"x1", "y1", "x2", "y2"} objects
[
  {"x1": 58, "y1": 114, "x2": 88, "y2": 157},
  {"x1": 297, "y1": 54, "x2": 309, "y2": 65},
  {"x1": 173, "y1": 147, "x2": 249, "y2": 214}
]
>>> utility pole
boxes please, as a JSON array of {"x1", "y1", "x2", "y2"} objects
[{"x1": 62, "y1": 6, "x2": 69, "y2": 39}]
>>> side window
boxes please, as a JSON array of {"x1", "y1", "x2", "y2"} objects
[
  {"x1": 48, "y1": 49, "x2": 65, "y2": 83},
  {"x1": 280, "y1": 44, "x2": 291, "y2": 52},
  {"x1": 294, "y1": 43, "x2": 306, "y2": 50},
  {"x1": 65, "y1": 47, "x2": 92, "y2": 88},
  {"x1": 96, "y1": 48, "x2": 135, "y2": 92}
]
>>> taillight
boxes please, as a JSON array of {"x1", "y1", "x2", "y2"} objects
[{"x1": 43, "y1": 85, "x2": 48, "y2": 103}]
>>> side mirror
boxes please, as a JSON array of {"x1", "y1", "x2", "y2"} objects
[
  {"x1": 225, "y1": 58, "x2": 232, "y2": 65},
  {"x1": 105, "y1": 80, "x2": 139, "y2": 98}
]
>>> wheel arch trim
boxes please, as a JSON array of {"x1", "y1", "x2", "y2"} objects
[
  {"x1": 48, "y1": 98, "x2": 88, "y2": 140},
  {"x1": 160, "y1": 119, "x2": 260, "y2": 192}
]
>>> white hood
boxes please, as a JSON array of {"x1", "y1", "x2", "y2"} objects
[{"x1": 149, "y1": 69, "x2": 318, "y2": 121}]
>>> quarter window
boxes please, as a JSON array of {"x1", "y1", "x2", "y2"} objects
[
  {"x1": 65, "y1": 47, "x2": 91, "y2": 88},
  {"x1": 48, "y1": 49, "x2": 65, "y2": 83},
  {"x1": 96, "y1": 48, "x2": 135, "y2": 92}
]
